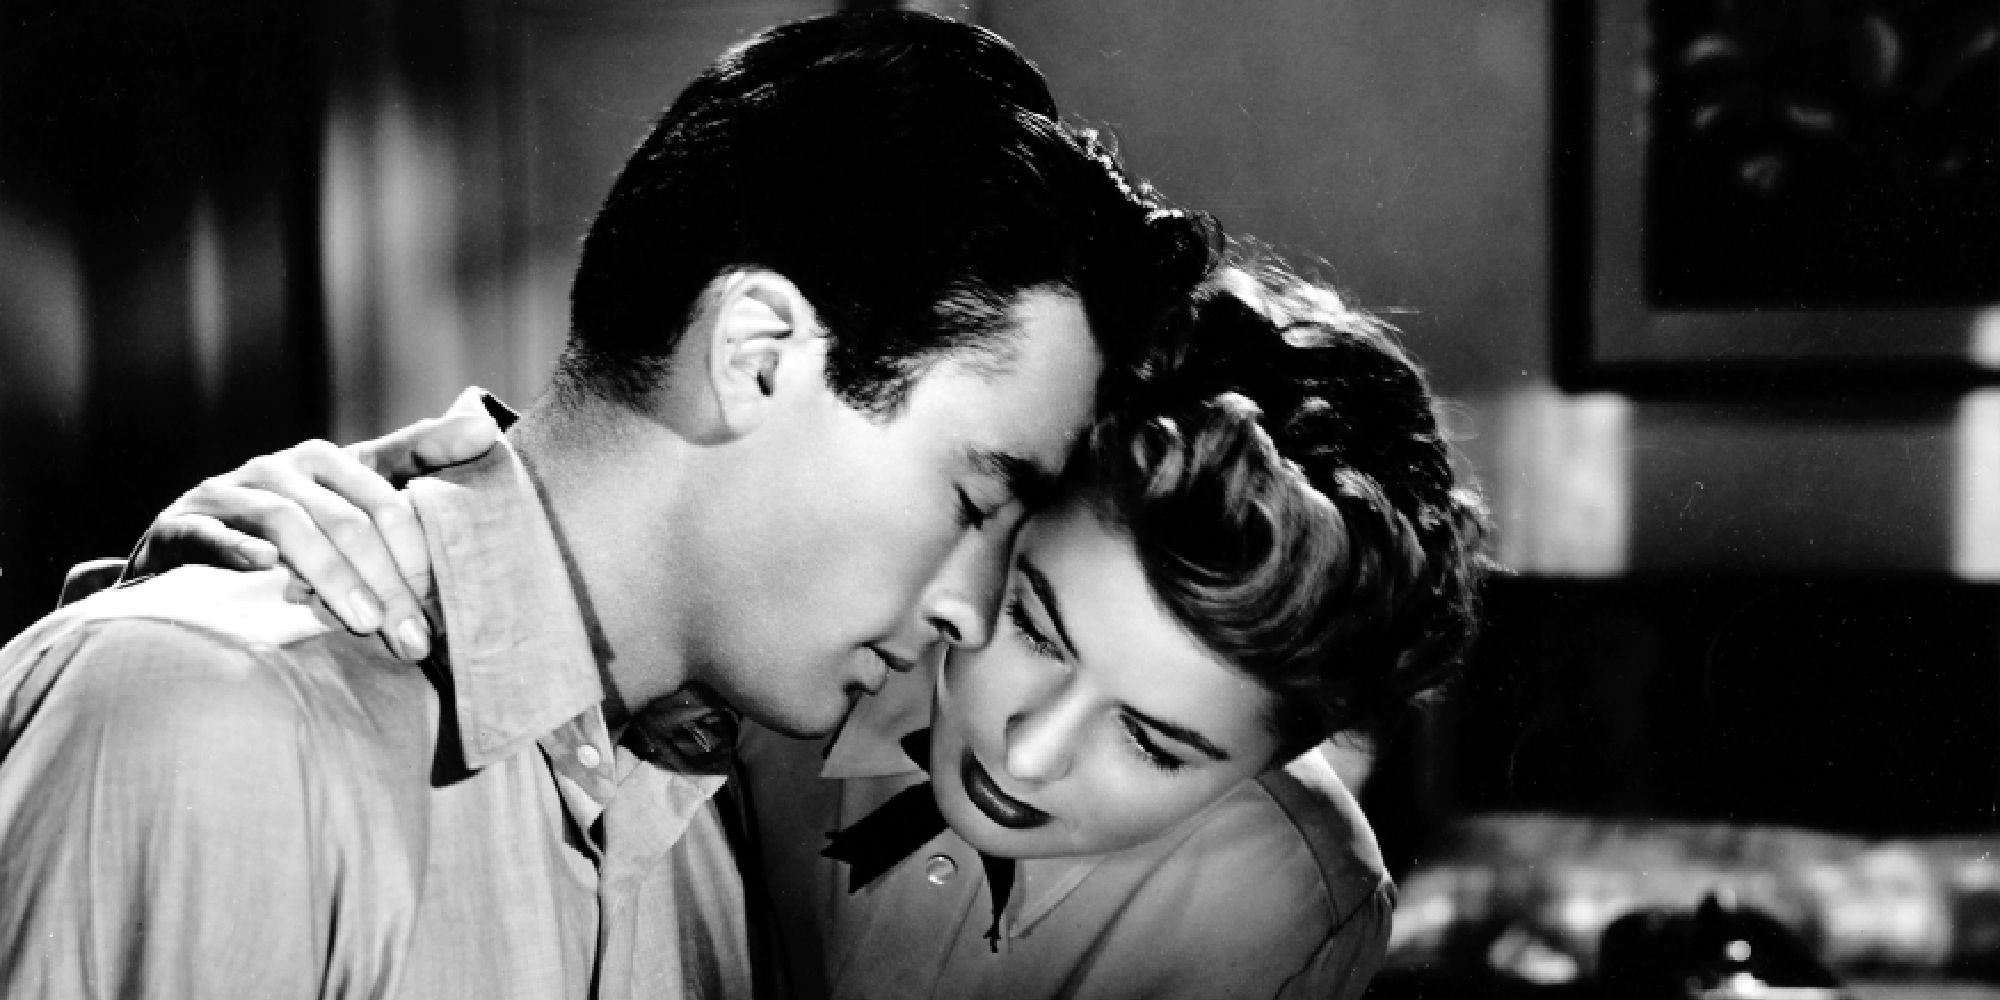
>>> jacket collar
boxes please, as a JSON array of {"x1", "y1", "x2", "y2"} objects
[
  {"x1": 820, "y1": 655, "x2": 936, "y2": 779},
  {"x1": 815, "y1": 653, "x2": 1107, "y2": 938}
]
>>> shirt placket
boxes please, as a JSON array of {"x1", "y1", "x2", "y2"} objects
[
  {"x1": 542, "y1": 713, "x2": 619, "y2": 856},
  {"x1": 595, "y1": 748, "x2": 713, "y2": 1000}
]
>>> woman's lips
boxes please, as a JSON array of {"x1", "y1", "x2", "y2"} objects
[{"x1": 959, "y1": 750, "x2": 1051, "y2": 830}]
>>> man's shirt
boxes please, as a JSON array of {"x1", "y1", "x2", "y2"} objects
[
  {"x1": 0, "y1": 434, "x2": 749, "y2": 999},
  {"x1": 736, "y1": 662, "x2": 1394, "y2": 1000}
]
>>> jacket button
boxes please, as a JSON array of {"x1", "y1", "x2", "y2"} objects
[{"x1": 924, "y1": 854, "x2": 958, "y2": 885}]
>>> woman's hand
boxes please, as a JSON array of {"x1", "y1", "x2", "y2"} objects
[{"x1": 131, "y1": 388, "x2": 503, "y2": 660}]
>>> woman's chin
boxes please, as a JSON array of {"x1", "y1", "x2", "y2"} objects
[{"x1": 935, "y1": 783, "x2": 1052, "y2": 859}]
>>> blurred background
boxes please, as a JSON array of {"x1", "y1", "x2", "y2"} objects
[{"x1": 3, "y1": 0, "x2": 1998, "y2": 994}]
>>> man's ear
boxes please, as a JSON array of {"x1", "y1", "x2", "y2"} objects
[{"x1": 701, "y1": 270, "x2": 825, "y2": 437}]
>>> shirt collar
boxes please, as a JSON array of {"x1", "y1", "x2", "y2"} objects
[
  {"x1": 408, "y1": 428, "x2": 605, "y2": 772},
  {"x1": 818, "y1": 654, "x2": 1111, "y2": 939},
  {"x1": 820, "y1": 654, "x2": 938, "y2": 779}
]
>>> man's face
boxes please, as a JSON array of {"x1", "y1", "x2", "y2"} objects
[{"x1": 691, "y1": 290, "x2": 1101, "y2": 738}]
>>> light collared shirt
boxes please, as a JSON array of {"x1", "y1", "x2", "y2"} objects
[
  {"x1": 735, "y1": 660, "x2": 1394, "y2": 1000},
  {"x1": 0, "y1": 432, "x2": 749, "y2": 999}
]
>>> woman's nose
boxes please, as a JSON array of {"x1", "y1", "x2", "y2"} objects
[{"x1": 1003, "y1": 696, "x2": 1085, "y2": 784}]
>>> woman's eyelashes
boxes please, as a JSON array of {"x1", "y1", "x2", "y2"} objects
[
  {"x1": 1005, "y1": 594, "x2": 1064, "y2": 660},
  {"x1": 1121, "y1": 715, "x2": 1188, "y2": 772}
]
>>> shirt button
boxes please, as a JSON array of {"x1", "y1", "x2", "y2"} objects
[
  {"x1": 576, "y1": 744, "x2": 603, "y2": 769},
  {"x1": 924, "y1": 854, "x2": 958, "y2": 885}
]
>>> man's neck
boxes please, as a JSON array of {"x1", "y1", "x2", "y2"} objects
[{"x1": 509, "y1": 399, "x2": 699, "y2": 737}]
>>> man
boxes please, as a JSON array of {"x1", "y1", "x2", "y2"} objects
[{"x1": 0, "y1": 11, "x2": 1214, "y2": 998}]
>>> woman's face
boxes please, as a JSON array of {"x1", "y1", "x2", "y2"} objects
[{"x1": 928, "y1": 496, "x2": 1283, "y2": 860}]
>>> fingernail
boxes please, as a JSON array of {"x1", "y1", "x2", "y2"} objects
[
  {"x1": 347, "y1": 589, "x2": 383, "y2": 631},
  {"x1": 396, "y1": 619, "x2": 431, "y2": 661}
]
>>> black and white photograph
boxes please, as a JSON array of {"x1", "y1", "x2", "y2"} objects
[{"x1": 1, "y1": 2, "x2": 1997, "y2": 997}]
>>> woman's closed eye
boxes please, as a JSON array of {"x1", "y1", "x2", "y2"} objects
[{"x1": 1121, "y1": 714, "x2": 1188, "y2": 773}]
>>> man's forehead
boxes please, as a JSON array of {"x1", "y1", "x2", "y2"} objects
[{"x1": 910, "y1": 287, "x2": 1100, "y2": 500}]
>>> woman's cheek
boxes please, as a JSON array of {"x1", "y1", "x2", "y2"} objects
[{"x1": 1065, "y1": 765, "x2": 1155, "y2": 846}]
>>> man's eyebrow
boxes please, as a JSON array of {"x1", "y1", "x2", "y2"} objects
[
  {"x1": 1125, "y1": 707, "x2": 1233, "y2": 763},
  {"x1": 1017, "y1": 555, "x2": 1079, "y2": 660},
  {"x1": 969, "y1": 448, "x2": 1062, "y2": 511}
]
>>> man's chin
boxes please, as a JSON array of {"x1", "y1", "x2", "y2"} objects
[{"x1": 745, "y1": 696, "x2": 851, "y2": 740}]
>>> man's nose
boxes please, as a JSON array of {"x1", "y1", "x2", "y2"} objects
[
  {"x1": 920, "y1": 525, "x2": 1011, "y2": 650},
  {"x1": 1003, "y1": 690, "x2": 1085, "y2": 784}
]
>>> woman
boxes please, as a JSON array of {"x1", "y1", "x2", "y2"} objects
[{"x1": 103, "y1": 256, "x2": 1490, "y2": 999}]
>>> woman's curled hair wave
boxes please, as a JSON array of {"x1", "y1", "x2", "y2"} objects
[{"x1": 1076, "y1": 255, "x2": 1494, "y2": 757}]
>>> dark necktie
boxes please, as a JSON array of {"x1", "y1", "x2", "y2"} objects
[{"x1": 821, "y1": 729, "x2": 1017, "y2": 952}]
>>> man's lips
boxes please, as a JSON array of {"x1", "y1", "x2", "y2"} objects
[
  {"x1": 872, "y1": 648, "x2": 919, "y2": 674},
  {"x1": 849, "y1": 649, "x2": 916, "y2": 699},
  {"x1": 960, "y1": 750, "x2": 1050, "y2": 830}
]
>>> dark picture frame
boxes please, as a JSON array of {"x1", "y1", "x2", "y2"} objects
[{"x1": 1552, "y1": 1, "x2": 2000, "y2": 396}]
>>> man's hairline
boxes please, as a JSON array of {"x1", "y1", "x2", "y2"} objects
[
  {"x1": 552, "y1": 273, "x2": 1095, "y2": 424},
  {"x1": 823, "y1": 279, "x2": 1093, "y2": 425}
]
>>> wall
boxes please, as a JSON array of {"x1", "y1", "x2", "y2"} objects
[
  {"x1": 990, "y1": 0, "x2": 1979, "y2": 578},
  {"x1": 0, "y1": 2, "x2": 328, "y2": 635}
]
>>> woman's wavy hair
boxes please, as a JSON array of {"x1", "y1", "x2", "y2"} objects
[{"x1": 1076, "y1": 251, "x2": 1494, "y2": 760}]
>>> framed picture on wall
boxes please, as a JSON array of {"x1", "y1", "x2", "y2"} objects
[{"x1": 1553, "y1": 1, "x2": 2000, "y2": 395}]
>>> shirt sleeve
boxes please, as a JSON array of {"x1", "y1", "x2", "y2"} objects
[{"x1": 0, "y1": 618, "x2": 340, "y2": 999}]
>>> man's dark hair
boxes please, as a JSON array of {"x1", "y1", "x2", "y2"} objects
[{"x1": 561, "y1": 10, "x2": 1217, "y2": 414}]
